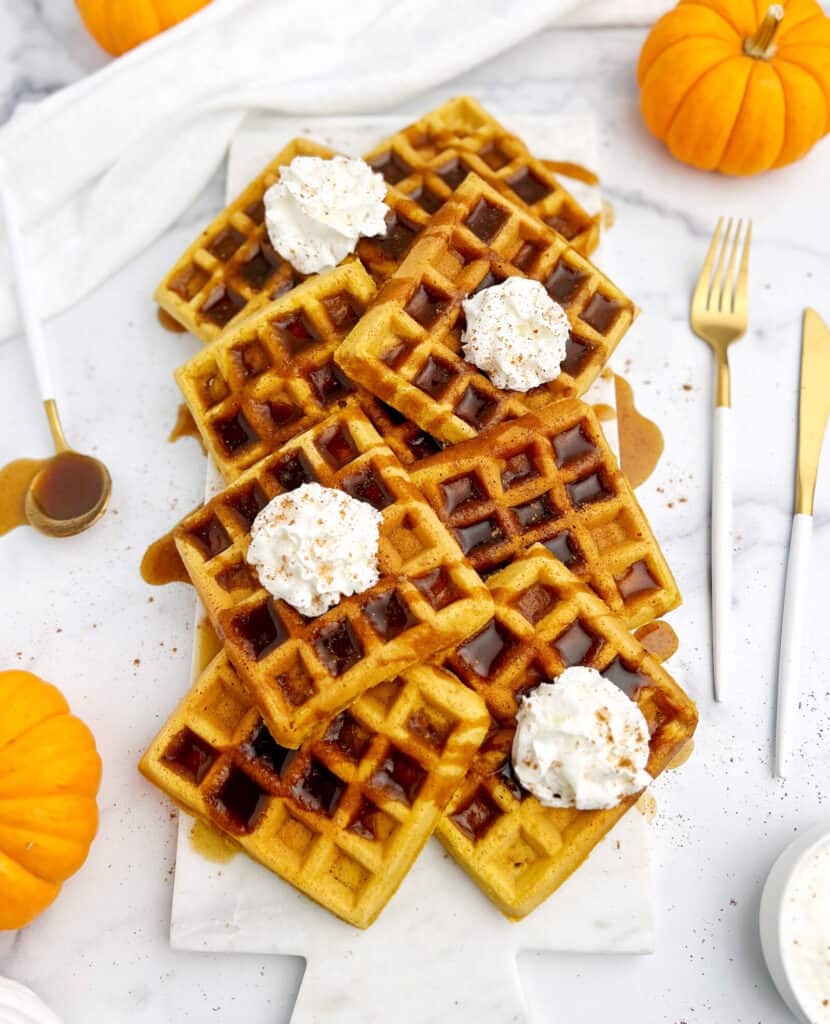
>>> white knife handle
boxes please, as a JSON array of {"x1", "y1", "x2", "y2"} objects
[
  {"x1": 774, "y1": 512, "x2": 813, "y2": 778},
  {"x1": 0, "y1": 181, "x2": 54, "y2": 402},
  {"x1": 711, "y1": 404, "x2": 732, "y2": 702}
]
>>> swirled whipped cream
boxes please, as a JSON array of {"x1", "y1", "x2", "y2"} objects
[
  {"x1": 246, "y1": 483, "x2": 383, "y2": 617},
  {"x1": 512, "y1": 667, "x2": 652, "y2": 810},
  {"x1": 461, "y1": 277, "x2": 570, "y2": 391},
  {"x1": 264, "y1": 155, "x2": 388, "y2": 274}
]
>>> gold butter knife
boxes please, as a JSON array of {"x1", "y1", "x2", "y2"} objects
[{"x1": 774, "y1": 308, "x2": 830, "y2": 777}]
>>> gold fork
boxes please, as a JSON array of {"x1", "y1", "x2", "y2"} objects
[{"x1": 690, "y1": 217, "x2": 752, "y2": 702}]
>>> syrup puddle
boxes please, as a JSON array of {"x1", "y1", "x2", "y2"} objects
[
  {"x1": 0, "y1": 458, "x2": 47, "y2": 535},
  {"x1": 666, "y1": 739, "x2": 695, "y2": 771},
  {"x1": 141, "y1": 529, "x2": 189, "y2": 586},
  {"x1": 168, "y1": 403, "x2": 205, "y2": 451},
  {"x1": 189, "y1": 819, "x2": 238, "y2": 864},
  {"x1": 636, "y1": 790, "x2": 657, "y2": 821},
  {"x1": 634, "y1": 621, "x2": 679, "y2": 663},
  {"x1": 614, "y1": 374, "x2": 664, "y2": 489},
  {"x1": 157, "y1": 308, "x2": 187, "y2": 334}
]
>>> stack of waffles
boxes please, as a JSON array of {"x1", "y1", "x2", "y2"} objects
[{"x1": 140, "y1": 97, "x2": 697, "y2": 929}]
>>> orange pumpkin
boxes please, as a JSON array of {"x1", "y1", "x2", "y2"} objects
[
  {"x1": 638, "y1": 0, "x2": 830, "y2": 175},
  {"x1": 76, "y1": 0, "x2": 213, "y2": 57},
  {"x1": 0, "y1": 671, "x2": 102, "y2": 930}
]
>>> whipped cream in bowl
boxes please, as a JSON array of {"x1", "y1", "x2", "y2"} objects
[
  {"x1": 246, "y1": 483, "x2": 383, "y2": 618},
  {"x1": 511, "y1": 666, "x2": 652, "y2": 811},
  {"x1": 461, "y1": 277, "x2": 571, "y2": 392},
  {"x1": 264, "y1": 155, "x2": 389, "y2": 275}
]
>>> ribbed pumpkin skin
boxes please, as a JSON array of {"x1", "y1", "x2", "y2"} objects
[
  {"x1": 76, "y1": 0, "x2": 212, "y2": 56},
  {"x1": 0, "y1": 671, "x2": 102, "y2": 931},
  {"x1": 637, "y1": 0, "x2": 830, "y2": 175}
]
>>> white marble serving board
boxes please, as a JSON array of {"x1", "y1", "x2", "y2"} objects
[{"x1": 169, "y1": 115, "x2": 652, "y2": 1024}]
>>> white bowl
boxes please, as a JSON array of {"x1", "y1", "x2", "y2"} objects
[{"x1": 760, "y1": 822, "x2": 830, "y2": 1024}]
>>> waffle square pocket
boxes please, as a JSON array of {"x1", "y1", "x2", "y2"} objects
[
  {"x1": 172, "y1": 407, "x2": 493, "y2": 747},
  {"x1": 140, "y1": 655, "x2": 489, "y2": 928},
  {"x1": 335, "y1": 173, "x2": 634, "y2": 445}
]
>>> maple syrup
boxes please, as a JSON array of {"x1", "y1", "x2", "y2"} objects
[
  {"x1": 28, "y1": 452, "x2": 109, "y2": 524},
  {"x1": 141, "y1": 529, "x2": 190, "y2": 585},
  {"x1": 635, "y1": 621, "x2": 679, "y2": 663}
]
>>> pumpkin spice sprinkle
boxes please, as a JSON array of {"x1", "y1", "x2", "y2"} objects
[{"x1": 245, "y1": 483, "x2": 383, "y2": 617}]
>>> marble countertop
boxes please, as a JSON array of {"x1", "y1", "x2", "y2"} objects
[{"x1": 3, "y1": 2, "x2": 830, "y2": 1022}]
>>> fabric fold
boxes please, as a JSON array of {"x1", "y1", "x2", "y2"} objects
[{"x1": 0, "y1": 0, "x2": 588, "y2": 341}]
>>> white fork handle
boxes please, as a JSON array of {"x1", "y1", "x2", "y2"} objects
[
  {"x1": 711, "y1": 405, "x2": 732, "y2": 701},
  {"x1": 0, "y1": 182, "x2": 54, "y2": 402},
  {"x1": 774, "y1": 513, "x2": 813, "y2": 778}
]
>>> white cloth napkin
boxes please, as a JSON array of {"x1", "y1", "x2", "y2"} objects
[{"x1": 0, "y1": 0, "x2": 594, "y2": 342}]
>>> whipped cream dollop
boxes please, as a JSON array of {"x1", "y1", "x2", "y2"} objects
[
  {"x1": 461, "y1": 277, "x2": 571, "y2": 392},
  {"x1": 264, "y1": 155, "x2": 388, "y2": 274},
  {"x1": 512, "y1": 667, "x2": 652, "y2": 810},
  {"x1": 246, "y1": 483, "x2": 383, "y2": 617}
]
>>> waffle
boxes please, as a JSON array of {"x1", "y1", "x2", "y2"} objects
[
  {"x1": 409, "y1": 398, "x2": 679, "y2": 629},
  {"x1": 175, "y1": 263, "x2": 446, "y2": 480},
  {"x1": 335, "y1": 173, "x2": 635, "y2": 445},
  {"x1": 435, "y1": 547, "x2": 697, "y2": 919},
  {"x1": 140, "y1": 653, "x2": 489, "y2": 928},
  {"x1": 173, "y1": 407, "x2": 493, "y2": 747},
  {"x1": 155, "y1": 138, "x2": 337, "y2": 342},
  {"x1": 363, "y1": 96, "x2": 599, "y2": 257}
]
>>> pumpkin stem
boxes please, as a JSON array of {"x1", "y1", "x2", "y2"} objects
[{"x1": 744, "y1": 4, "x2": 785, "y2": 59}]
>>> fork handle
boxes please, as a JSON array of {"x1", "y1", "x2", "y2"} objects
[
  {"x1": 774, "y1": 513, "x2": 813, "y2": 778},
  {"x1": 711, "y1": 404, "x2": 732, "y2": 702}
]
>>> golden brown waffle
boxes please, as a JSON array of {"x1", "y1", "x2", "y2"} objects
[
  {"x1": 155, "y1": 138, "x2": 336, "y2": 342},
  {"x1": 173, "y1": 407, "x2": 493, "y2": 747},
  {"x1": 363, "y1": 96, "x2": 599, "y2": 256},
  {"x1": 140, "y1": 653, "x2": 489, "y2": 928},
  {"x1": 409, "y1": 398, "x2": 679, "y2": 629},
  {"x1": 175, "y1": 263, "x2": 447, "y2": 480},
  {"x1": 435, "y1": 547, "x2": 697, "y2": 919},
  {"x1": 335, "y1": 173, "x2": 635, "y2": 445}
]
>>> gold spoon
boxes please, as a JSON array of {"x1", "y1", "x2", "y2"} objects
[{"x1": 1, "y1": 182, "x2": 112, "y2": 537}]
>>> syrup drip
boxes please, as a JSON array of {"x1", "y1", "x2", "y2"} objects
[
  {"x1": 141, "y1": 529, "x2": 190, "y2": 585},
  {"x1": 189, "y1": 818, "x2": 238, "y2": 863},
  {"x1": 666, "y1": 739, "x2": 695, "y2": 771},
  {"x1": 168, "y1": 403, "x2": 205, "y2": 452},
  {"x1": 157, "y1": 308, "x2": 188, "y2": 333},
  {"x1": 614, "y1": 374, "x2": 664, "y2": 489},
  {"x1": 540, "y1": 159, "x2": 600, "y2": 186},
  {"x1": 635, "y1": 621, "x2": 679, "y2": 663}
]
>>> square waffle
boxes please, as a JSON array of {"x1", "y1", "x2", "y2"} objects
[
  {"x1": 409, "y1": 398, "x2": 680, "y2": 629},
  {"x1": 175, "y1": 262, "x2": 446, "y2": 481},
  {"x1": 362, "y1": 95, "x2": 599, "y2": 256},
  {"x1": 154, "y1": 137, "x2": 337, "y2": 343},
  {"x1": 140, "y1": 653, "x2": 489, "y2": 928},
  {"x1": 173, "y1": 407, "x2": 493, "y2": 747},
  {"x1": 335, "y1": 173, "x2": 635, "y2": 445},
  {"x1": 435, "y1": 547, "x2": 697, "y2": 919}
]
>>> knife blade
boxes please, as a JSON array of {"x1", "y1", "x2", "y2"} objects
[
  {"x1": 774, "y1": 308, "x2": 830, "y2": 777},
  {"x1": 795, "y1": 308, "x2": 830, "y2": 515}
]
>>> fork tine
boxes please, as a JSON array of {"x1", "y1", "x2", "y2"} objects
[
  {"x1": 719, "y1": 219, "x2": 743, "y2": 314},
  {"x1": 710, "y1": 217, "x2": 734, "y2": 312},
  {"x1": 733, "y1": 219, "x2": 752, "y2": 320},
  {"x1": 692, "y1": 217, "x2": 724, "y2": 311}
]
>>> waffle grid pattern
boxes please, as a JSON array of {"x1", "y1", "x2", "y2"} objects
[
  {"x1": 335, "y1": 173, "x2": 635, "y2": 445},
  {"x1": 140, "y1": 655, "x2": 489, "y2": 928},
  {"x1": 435, "y1": 549, "x2": 697, "y2": 919},
  {"x1": 363, "y1": 96, "x2": 600, "y2": 256},
  {"x1": 174, "y1": 408, "x2": 492, "y2": 746},
  {"x1": 155, "y1": 138, "x2": 338, "y2": 342},
  {"x1": 410, "y1": 399, "x2": 679, "y2": 629},
  {"x1": 176, "y1": 263, "x2": 447, "y2": 480}
]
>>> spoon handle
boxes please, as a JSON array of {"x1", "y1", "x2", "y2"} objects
[{"x1": 0, "y1": 182, "x2": 55, "y2": 403}]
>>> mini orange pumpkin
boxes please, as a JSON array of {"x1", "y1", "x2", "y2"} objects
[
  {"x1": 76, "y1": 0, "x2": 213, "y2": 57},
  {"x1": 0, "y1": 671, "x2": 102, "y2": 930},
  {"x1": 638, "y1": 0, "x2": 830, "y2": 175}
]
